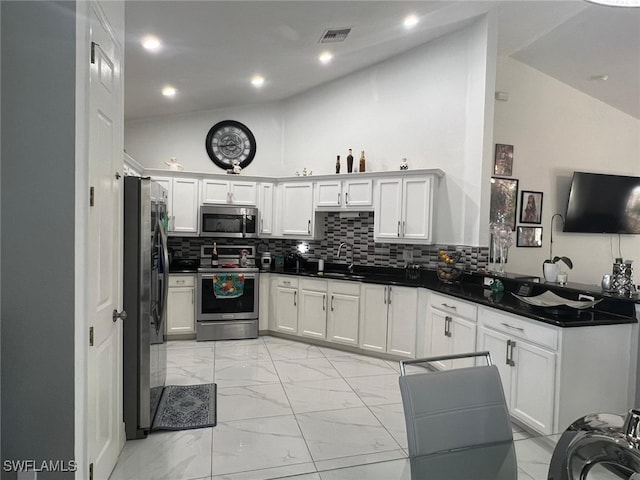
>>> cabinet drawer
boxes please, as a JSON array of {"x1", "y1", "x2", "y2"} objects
[
  {"x1": 430, "y1": 293, "x2": 477, "y2": 321},
  {"x1": 275, "y1": 276, "x2": 299, "y2": 288},
  {"x1": 329, "y1": 280, "x2": 361, "y2": 296},
  {"x1": 480, "y1": 308, "x2": 558, "y2": 351},
  {"x1": 300, "y1": 278, "x2": 328, "y2": 292},
  {"x1": 169, "y1": 275, "x2": 195, "y2": 287}
]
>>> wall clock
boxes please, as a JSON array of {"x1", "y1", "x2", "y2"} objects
[{"x1": 205, "y1": 120, "x2": 257, "y2": 170}]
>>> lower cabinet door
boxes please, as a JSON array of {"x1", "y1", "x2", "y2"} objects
[
  {"x1": 510, "y1": 341, "x2": 556, "y2": 435},
  {"x1": 298, "y1": 289, "x2": 327, "y2": 339},
  {"x1": 166, "y1": 287, "x2": 195, "y2": 334},
  {"x1": 478, "y1": 326, "x2": 513, "y2": 406},
  {"x1": 449, "y1": 317, "x2": 477, "y2": 368},
  {"x1": 387, "y1": 286, "x2": 417, "y2": 357},
  {"x1": 327, "y1": 292, "x2": 359, "y2": 346},
  {"x1": 359, "y1": 284, "x2": 388, "y2": 353},
  {"x1": 275, "y1": 287, "x2": 298, "y2": 333},
  {"x1": 427, "y1": 308, "x2": 451, "y2": 370}
]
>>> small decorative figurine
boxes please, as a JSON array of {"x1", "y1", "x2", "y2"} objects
[{"x1": 400, "y1": 158, "x2": 408, "y2": 170}]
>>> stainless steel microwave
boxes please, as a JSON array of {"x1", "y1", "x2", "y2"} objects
[{"x1": 199, "y1": 205, "x2": 259, "y2": 238}]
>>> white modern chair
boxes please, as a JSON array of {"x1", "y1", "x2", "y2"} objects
[{"x1": 399, "y1": 351, "x2": 513, "y2": 458}]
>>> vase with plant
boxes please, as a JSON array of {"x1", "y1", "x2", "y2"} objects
[{"x1": 543, "y1": 213, "x2": 573, "y2": 283}]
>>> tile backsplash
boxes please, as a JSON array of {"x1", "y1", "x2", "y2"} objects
[{"x1": 168, "y1": 211, "x2": 488, "y2": 271}]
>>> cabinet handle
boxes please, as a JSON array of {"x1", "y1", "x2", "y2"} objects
[
  {"x1": 397, "y1": 221, "x2": 401, "y2": 237},
  {"x1": 331, "y1": 295, "x2": 334, "y2": 311},
  {"x1": 176, "y1": 280, "x2": 185, "y2": 284},
  {"x1": 345, "y1": 192, "x2": 349, "y2": 204},
  {"x1": 192, "y1": 290, "x2": 194, "y2": 305},
  {"x1": 383, "y1": 287, "x2": 387, "y2": 304},
  {"x1": 308, "y1": 220, "x2": 311, "y2": 234},
  {"x1": 338, "y1": 193, "x2": 341, "y2": 204},
  {"x1": 445, "y1": 316, "x2": 452, "y2": 337},
  {"x1": 323, "y1": 294, "x2": 326, "y2": 311},
  {"x1": 261, "y1": 218, "x2": 264, "y2": 232},
  {"x1": 441, "y1": 303, "x2": 457, "y2": 311},
  {"x1": 388, "y1": 286, "x2": 392, "y2": 305},
  {"x1": 501, "y1": 322, "x2": 524, "y2": 332},
  {"x1": 294, "y1": 291, "x2": 297, "y2": 306},
  {"x1": 402, "y1": 221, "x2": 406, "y2": 236},
  {"x1": 506, "y1": 339, "x2": 516, "y2": 367}
]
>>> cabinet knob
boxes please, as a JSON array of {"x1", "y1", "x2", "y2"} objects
[{"x1": 112, "y1": 309, "x2": 128, "y2": 322}]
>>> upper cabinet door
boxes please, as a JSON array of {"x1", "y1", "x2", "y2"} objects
[
  {"x1": 280, "y1": 182, "x2": 314, "y2": 237},
  {"x1": 374, "y1": 178, "x2": 403, "y2": 240},
  {"x1": 171, "y1": 178, "x2": 199, "y2": 234},
  {"x1": 229, "y1": 181, "x2": 257, "y2": 205},
  {"x1": 343, "y1": 179, "x2": 372, "y2": 208},
  {"x1": 316, "y1": 181, "x2": 342, "y2": 207},
  {"x1": 258, "y1": 183, "x2": 274, "y2": 235},
  {"x1": 402, "y1": 176, "x2": 433, "y2": 242},
  {"x1": 201, "y1": 179, "x2": 231, "y2": 204}
]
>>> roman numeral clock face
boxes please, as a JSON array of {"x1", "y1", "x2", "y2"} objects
[{"x1": 205, "y1": 120, "x2": 257, "y2": 170}]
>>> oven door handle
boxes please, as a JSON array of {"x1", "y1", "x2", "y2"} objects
[{"x1": 242, "y1": 213, "x2": 247, "y2": 238}]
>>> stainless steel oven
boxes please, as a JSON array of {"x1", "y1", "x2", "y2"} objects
[
  {"x1": 196, "y1": 245, "x2": 259, "y2": 341},
  {"x1": 199, "y1": 205, "x2": 258, "y2": 238}
]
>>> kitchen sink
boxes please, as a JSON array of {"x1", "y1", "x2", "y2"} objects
[{"x1": 324, "y1": 272, "x2": 368, "y2": 280}]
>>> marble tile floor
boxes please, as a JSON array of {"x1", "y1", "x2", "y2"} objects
[{"x1": 110, "y1": 335, "x2": 569, "y2": 480}]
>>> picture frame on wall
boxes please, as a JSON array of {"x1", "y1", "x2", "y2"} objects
[
  {"x1": 490, "y1": 177, "x2": 519, "y2": 230},
  {"x1": 519, "y1": 190, "x2": 543, "y2": 224},
  {"x1": 494, "y1": 144, "x2": 514, "y2": 176},
  {"x1": 517, "y1": 226, "x2": 543, "y2": 247}
]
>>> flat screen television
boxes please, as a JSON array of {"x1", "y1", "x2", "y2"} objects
[{"x1": 564, "y1": 171, "x2": 640, "y2": 234}]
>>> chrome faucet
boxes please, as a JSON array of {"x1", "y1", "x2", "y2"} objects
[
  {"x1": 548, "y1": 410, "x2": 640, "y2": 480},
  {"x1": 337, "y1": 241, "x2": 354, "y2": 273}
]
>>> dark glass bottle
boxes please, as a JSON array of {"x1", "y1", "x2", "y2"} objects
[
  {"x1": 336, "y1": 155, "x2": 341, "y2": 174},
  {"x1": 211, "y1": 242, "x2": 219, "y2": 267},
  {"x1": 347, "y1": 149, "x2": 354, "y2": 173},
  {"x1": 359, "y1": 150, "x2": 366, "y2": 172}
]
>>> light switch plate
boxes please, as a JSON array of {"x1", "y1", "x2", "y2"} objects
[{"x1": 402, "y1": 250, "x2": 413, "y2": 261}]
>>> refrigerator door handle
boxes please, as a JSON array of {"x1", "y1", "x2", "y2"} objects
[{"x1": 153, "y1": 219, "x2": 170, "y2": 334}]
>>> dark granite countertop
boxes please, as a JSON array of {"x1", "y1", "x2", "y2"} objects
[{"x1": 273, "y1": 263, "x2": 638, "y2": 329}]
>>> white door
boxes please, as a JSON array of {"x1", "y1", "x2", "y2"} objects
[
  {"x1": 201, "y1": 179, "x2": 231, "y2": 204},
  {"x1": 343, "y1": 179, "x2": 373, "y2": 207},
  {"x1": 316, "y1": 181, "x2": 342, "y2": 207},
  {"x1": 172, "y1": 178, "x2": 199, "y2": 234},
  {"x1": 478, "y1": 327, "x2": 513, "y2": 406},
  {"x1": 427, "y1": 308, "x2": 451, "y2": 369},
  {"x1": 275, "y1": 287, "x2": 298, "y2": 333},
  {"x1": 281, "y1": 183, "x2": 314, "y2": 236},
  {"x1": 328, "y1": 293, "x2": 360, "y2": 346},
  {"x1": 449, "y1": 317, "x2": 477, "y2": 368},
  {"x1": 87, "y1": 4, "x2": 125, "y2": 479},
  {"x1": 258, "y1": 183, "x2": 274, "y2": 235},
  {"x1": 229, "y1": 181, "x2": 257, "y2": 205}
]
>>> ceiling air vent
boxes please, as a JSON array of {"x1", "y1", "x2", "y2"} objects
[{"x1": 319, "y1": 27, "x2": 351, "y2": 44}]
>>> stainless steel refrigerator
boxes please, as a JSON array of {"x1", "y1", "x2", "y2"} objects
[{"x1": 123, "y1": 177, "x2": 169, "y2": 439}]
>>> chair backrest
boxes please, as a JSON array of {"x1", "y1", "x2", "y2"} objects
[{"x1": 399, "y1": 362, "x2": 513, "y2": 457}]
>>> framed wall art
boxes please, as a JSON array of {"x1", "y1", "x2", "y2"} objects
[
  {"x1": 519, "y1": 191, "x2": 543, "y2": 224},
  {"x1": 494, "y1": 144, "x2": 514, "y2": 176},
  {"x1": 517, "y1": 226, "x2": 543, "y2": 247},
  {"x1": 490, "y1": 177, "x2": 519, "y2": 230}
]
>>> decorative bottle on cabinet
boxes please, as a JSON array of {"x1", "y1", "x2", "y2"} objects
[
  {"x1": 335, "y1": 155, "x2": 341, "y2": 174},
  {"x1": 211, "y1": 242, "x2": 219, "y2": 267},
  {"x1": 347, "y1": 149, "x2": 354, "y2": 173},
  {"x1": 359, "y1": 150, "x2": 366, "y2": 172}
]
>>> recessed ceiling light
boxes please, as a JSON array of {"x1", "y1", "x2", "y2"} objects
[
  {"x1": 590, "y1": 74, "x2": 609, "y2": 81},
  {"x1": 403, "y1": 14, "x2": 419, "y2": 29},
  {"x1": 142, "y1": 35, "x2": 162, "y2": 52},
  {"x1": 251, "y1": 75, "x2": 265, "y2": 88},
  {"x1": 319, "y1": 51, "x2": 334, "y2": 64},
  {"x1": 162, "y1": 86, "x2": 177, "y2": 97}
]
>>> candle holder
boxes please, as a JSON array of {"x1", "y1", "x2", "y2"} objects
[{"x1": 490, "y1": 213, "x2": 513, "y2": 274}]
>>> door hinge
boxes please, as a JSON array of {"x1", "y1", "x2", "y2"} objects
[
  {"x1": 89, "y1": 327, "x2": 94, "y2": 346},
  {"x1": 90, "y1": 186, "x2": 95, "y2": 207},
  {"x1": 91, "y1": 42, "x2": 98, "y2": 64},
  {"x1": 89, "y1": 462, "x2": 94, "y2": 480}
]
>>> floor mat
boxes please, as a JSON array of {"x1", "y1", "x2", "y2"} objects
[{"x1": 152, "y1": 383, "x2": 217, "y2": 431}]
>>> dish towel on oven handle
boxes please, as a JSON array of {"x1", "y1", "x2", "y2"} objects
[{"x1": 212, "y1": 273, "x2": 245, "y2": 299}]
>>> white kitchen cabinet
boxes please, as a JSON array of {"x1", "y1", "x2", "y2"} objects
[
  {"x1": 166, "y1": 274, "x2": 195, "y2": 336},
  {"x1": 327, "y1": 281, "x2": 360, "y2": 346},
  {"x1": 298, "y1": 278, "x2": 328, "y2": 339},
  {"x1": 152, "y1": 176, "x2": 199, "y2": 235},
  {"x1": 374, "y1": 175, "x2": 435, "y2": 243},
  {"x1": 258, "y1": 182, "x2": 274, "y2": 236},
  {"x1": 315, "y1": 178, "x2": 373, "y2": 209},
  {"x1": 425, "y1": 293, "x2": 477, "y2": 370},
  {"x1": 359, "y1": 283, "x2": 417, "y2": 357},
  {"x1": 273, "y1": 276, "x2": 299, "y2": 333},
  {"x1": 258, "y1": 273, "x2": 270, "y2": 331},
  {"x1": 279, "y1": 182, "x2": 314, "y2": 237},
  {"x1": 201, "y1": 178, "x2": 257, "y2": 205}
]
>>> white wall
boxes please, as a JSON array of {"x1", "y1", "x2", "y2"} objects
[
  {"x1": 493, "y1": 56, "x2": 640, "y2": 285},
  {"x1": 125, "y1": 102, "x2": 285, "y2": 177},
  {"x1": 125, "y1": 16, "x2": 496, "y2": 247}
]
